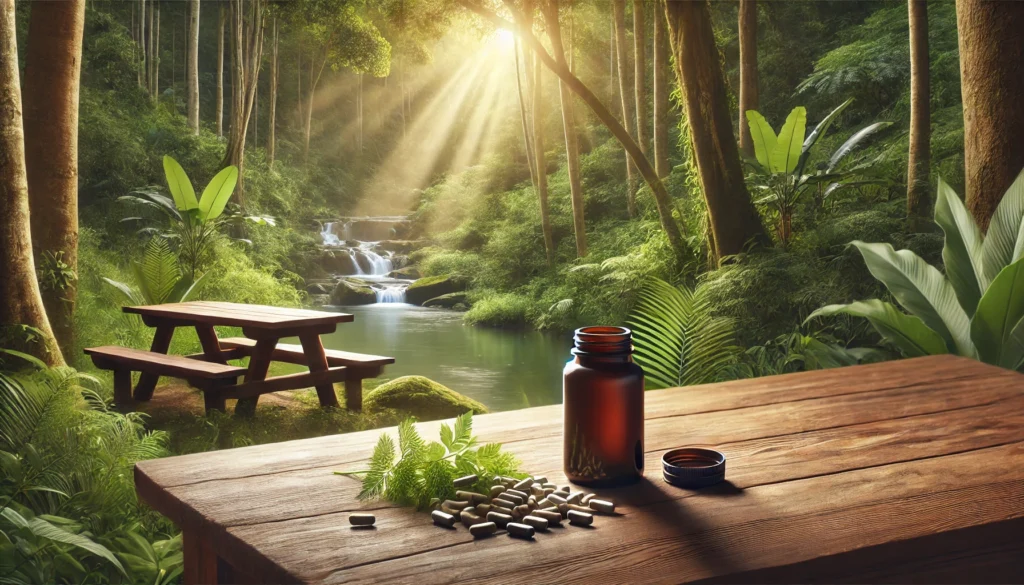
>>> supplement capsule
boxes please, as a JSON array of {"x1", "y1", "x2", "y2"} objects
[
  {"x1": 567, "y1": 492, "x2": 584, "y2": 505},
  {"x1": 567, "y1": 510, "x2": 594, "y2": 526},
  {"x1": 546, "y1": 493, "x2": 567, "y2": 506},
  {"x1": 530, "y1": 485, "x2": 546, "y2": 498},
  {"x1": 469, "y1": 521, "x2": 497, "y2": 538},
  {"x1": 491, "y1": 504, "x2": 513, "y2": 515},
  {"x1": 536, "y1": 497, "x2": 552, "y2": 509},
  {"x1": 504, "y1": 488, "x2": 529, "y2": 501},
  {"x1": 443, "y1": 499, "x2": 471, "y2": 510},
  {"x1": 432, "y1": 510, "x2": 456, "y2": 528},
  {"x1": 493, "y1": 496, "x2": 519, "y2": 509},
  {"x1": 474, "y1": 504, "x2": 492, "y2": 515},
  {"x1": 532, "y1": 476, "x2": 548, "y2": 484},
  {"x1": 512, "y1": 504, "x2": 530, "y2": 520},
  {"x1": 522, "y1": 515, "x2": 549, "y2": 531},
  {"x1": 581, "y1": 493, "x2": 596, "y2": 505},
  {"x1": 349, "y1": 513, "x2": 375, "y2": 526},
  {"x1": 513, "y1": 477, "x2": 534, "y2": 491},
  {"x1": 589, "y1": 499, "x2": 616, "y2": 514},
  {"x1": 460, "y1": 510, "x2": 483, "y2": 528},
  {"x1": 531, "y1": 509, "x2": 562, "y2": 525},
  {"x1": 542, "y1": 483, "x2": 558, "y2": 490},
  {"x1": 558, "y1": 503, "x2": 570, "y2": 518},
  {"x1": 486, "y1": 511, "x2": 513, "y2": 528},
  {"x1": 543, "y1": 488, "x2": 556, "y2": 496},
  {"x1": 527, "y1": 495, "x2": 538, "y2": 507},
  {"x1": 567, "y1": 503, "x2": 592, "y2": 514},
  {"x1": 453, "y1": 474, "x2": 478, "y2": 488},
  {"x1": 489, "y1": 485, "x2": 506, "y2": 499},
  {"x1": 455, "y1": 490, "x2": 487, "y2": 504},
  {"x1": 539, "y1": 506, "x2": 559, "y2": 513},
  {"x1": 506, "y1": 522, "x2": 535, "y2": 539}
]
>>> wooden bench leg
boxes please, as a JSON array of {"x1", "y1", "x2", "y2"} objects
[
  {"x1": 113, "y1": 369, "x2": 134, "y2": 412},
  {"x1": 234, "y1": 338, "x2": 277, "y2": 418},
  {"x1": 344, "y1": 373, "x2": 363, "y2": 411},
  {"x1": 300, "y1": 334, "x2": 339, "y2": 408},
  {"x1": 134, "y1": 324, "x2": 175, "y2": 401},
  {"x1": 202, "y1": 379, "x2": 231, "y2": 415},
  {"x1": 182, "y1": 528, "x2": 218, "y2": 585}
]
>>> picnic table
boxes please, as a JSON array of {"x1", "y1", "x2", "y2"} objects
[
  {"x1": 134, "y1": 355, "x2": 1024, "y2": 584},
  {"x1": 85, "y1": 301, "x2": 393, "y2": 415}
]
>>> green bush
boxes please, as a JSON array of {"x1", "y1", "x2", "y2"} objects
[{"x1": 463, "y1": 293, "x2": 538, "y2": 328}]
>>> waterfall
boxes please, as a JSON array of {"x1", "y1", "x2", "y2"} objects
[
  {"x1": 318, "y1": 216, "x2": 411, "y2": 304},
  {"x1": 320, "y1": 222, "x2": 342, "y2": 246},
  {"x1": 358, "y1": 242, "x2": 393, "y2": 276},
  {"x1": 374, "y1": 285, "x2": 407, "y2": 303}
]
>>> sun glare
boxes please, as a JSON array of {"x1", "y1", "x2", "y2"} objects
[{"x1": 494, "y1": 28, "x2": 516, "y2": 50}]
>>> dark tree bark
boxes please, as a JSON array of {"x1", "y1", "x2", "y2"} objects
[
  {"x1": 613, "y1": 0, "x2": 638, "y2": 216},
  {"x1": 653, "y1": 0, "x2": 670, "y2": 178},
  {"x1": 221, "y1": 0, "x2": 267, "y2": 200},
  {"x1": 632, "y1": 0, "x2": 648, "y2": 157},
  {"x1": 268, "y1": 16, "x2": 277, "y2": 164},
  {"x1": 544, "y1": 1, "x2": 586, "y2": 257},
  {"x1": 22, "y1": 0, "x2": 85, "y2": 358},
  {"x1": 907, "y1": 0, "x2": 931, "y2": 224},
  {"x1": 665, "y1": 0, "x2": 768, "y2": 260},
  {"x1": 147, "y1": 0, "x2": 154, "y2": 98},
  {"x1": 154, "y1": 1, "x2": 160, "y2": 98},
  {"x1": 187, "y1": 0, "x2": 200, "y2": 133},
  {"x1": 0, "y1": 0, "x2": 64, "y2": 366},
  {"x1": 217, "y1": 3, "x2": 225, "y2": 137},
  {"x1": 738, "y1": 0, "x2": 758, "y2": 158},
  {"x1": 956, "y1": 0, "x2": 1024, "y2": 230}
]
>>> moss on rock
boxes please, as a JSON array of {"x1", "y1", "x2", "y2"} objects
[
  {"x1": 363, "y1": 375, "x2": 488, "y2": 420},
  {"x1": 331, "y1": 278, "x2": 376, "y2": 305},
  {"x1": 405, "y1": 274, "x2": 467, "y2": 305}
]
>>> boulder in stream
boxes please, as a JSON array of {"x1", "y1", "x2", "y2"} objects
[
  {"x1": 388, "y1": 265, "x2": 421, "y2": 279},
  {"x1": 405, "y1": 275, "x2": 467, "y2": 306},
  {"x1": 322, "y1": 249, "x2": 359, "y2": 275},
  {"x1": 377, "y1": 240, "x2": 427, "y2": 254},
  {"x1": 363, "y1": 375, "x2": 488, "y2": 420},
  {"x1": 330, "y1": 279, "x2": 376, "y2": 305},
  {"x1": 422, "y1": 292, "x2": 470, "y2": 310}
]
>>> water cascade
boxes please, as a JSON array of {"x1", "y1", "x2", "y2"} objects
[{"x1": 318, "y1": 217, "x2": 413, "y2": 303}]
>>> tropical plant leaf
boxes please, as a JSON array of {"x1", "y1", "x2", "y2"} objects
[
  {"x1": 970, "y1": 257, "x2": 1024, "y2": 366},
  {"x1": 101, "y1": 277, "x2": 144, "y2": 306},
  {"x1": 132, "y1": 238, "x2": 181, "y2": 305},
  {"x1": 198, "y1": 166, "x2": 238, "y2": 222},
  {"x1": 980, "y1": 168, "x2": 1024, "y2": 283},
  {"x1": 169, "y1": 272, "x2": 206, "y2": 304},
  {"x1": 807, "y1": 299, "x2": 948, "y2": 357},
  {"x1": 745, "y1": 110, "x2": 777, "y2": 169},
  {"x1": 827, "y1": 122, "x2": 893, "y2": 172},
  {"x1": 999, "y1": 316, "x2": 1024, "y2": 371},
  {"x1": 771, "y1": 107, "x2": 807, "y2": 174},
  {"x1": 796, "y1": 98, "x2": 853, "y2": 175},
  {"x1": 357, "y1": 433, "x2": 395, "y2": 500},
  {"x1": 161, "y1": 156, "x2": 198, "y2": 211},
  {"x1": 850, "y1": 241, "x2": 974, "y2": 356},
  {"x1": 1, "y1": 508, "x2": 126, "y2": 575},
  {"x1": 935, "y1": 178, "x2": 987, "y2": 316}
]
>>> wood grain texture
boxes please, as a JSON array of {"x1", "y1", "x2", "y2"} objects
[
  {"x1": 86, "y1": 346, "x2": 247, "y2": 378},
  {"x1": 133, "y1": 356, "x2": 1024, "y2": 584},
  {"x1": 218, "y1": 337, "x2": 394, "y2": 367},
  {"x1": 125, "y1": 301, "x2": 353, "y2": 329}
]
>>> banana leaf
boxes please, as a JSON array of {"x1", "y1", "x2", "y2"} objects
[
  {"x1": 980, "y1": 168, "x2": 1024, "y2": 282},
  {"x1": 934, "y1": 178, "x2": 987, "y2": 316}
]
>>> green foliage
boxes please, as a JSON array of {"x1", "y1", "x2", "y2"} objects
[
  {"x1": 809, "y1": 171, "x2": 1024, "y2": 369},
  {"x1": 102, "y1": 237, "x2": 204, "y2": 306},
  {"x1": 463, "y1": 293, "x2": 537, "y2": 328},
  {"x1": 335, "y1": 413, "x2": 522, "y2": 510}
]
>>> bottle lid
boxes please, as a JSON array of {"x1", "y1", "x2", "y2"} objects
[
  {"x1": 572, "y1": 326, "x2": 633, "y2": 356},
  {"x1": 662, "y1": 448, "x2": 726, "y2": 488}
]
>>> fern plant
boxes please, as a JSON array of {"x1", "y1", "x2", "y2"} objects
[
  {"x1": 102, "y1": 237, "x2": 204, "y2": 306},
  {"x1": 625, "y1": 278, "x2": 742, "y2": 389},
  {"x1": 335, "y1": 413, "x2": 523, "y2": 510}
]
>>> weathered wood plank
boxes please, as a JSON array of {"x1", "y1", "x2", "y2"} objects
[
  {"x1": 218, "y1": 366, "x2": 349, "y2": 401},
  {"x1": 86, "y1": 346, "x2": 247, "y2": 379},
  {"x1": 125, "y1": 301, "x2": 353, "y2": 329},
  {"x1": 218, "y1": 337, "x2": 395, "y2": 367},
  {"x1": 136, "y1": 356, "x2": 1006, "y2": 489}
]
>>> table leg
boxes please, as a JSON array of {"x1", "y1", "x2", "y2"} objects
[
  {"x1": 344, "y1": 372, "x2": 363, "y2": 411},
  {"x1": 134, "y1": 324, "x2": 175, "y2": 401},
  {"x1": 182, "y1": 529, "x2": 218, "y2": 585},
  {"x1": 234, "y1": 338, "x2": 277, "y2": 417},
  {"x1": 113, "y1": 369, "x2": 133, "y2": 412},
  {"x1": 195, "y1": 325, "x2": 227, "y2": 363},
  {"x1": 299, "y1": 334, "x2": 340, "y2": 408}
]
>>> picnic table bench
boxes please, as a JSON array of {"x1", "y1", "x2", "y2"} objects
[
  {"x1": 135, "y1": 355, "x2": 1024, "y2": 584},
  {"x1": 85, "y1": 301, "x2": 394, "y2": 415}
]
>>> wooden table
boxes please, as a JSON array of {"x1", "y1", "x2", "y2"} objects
[
  {"x1": 125, "y1": 301, "x2": 353, "y2": 414},
  {"x1": 135, "y1": 356, "x2": 1024, "y2": 584}
]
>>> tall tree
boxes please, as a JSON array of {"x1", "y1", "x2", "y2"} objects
[
  {"x1": 514, "y1": 37, "x2": 539, "y2": 199},
  {"x1": 187, "y1": 0, "x2": 200, "y2": 133},
  {"x1": 737, "y1": 0, "x2": 758, "y2": 158},
  {"x1": 543, "y1": 0, "x2": 586, "y2": 257},
  {"x1": 221, "y1": 0, "x2": 268, "y2": 200},
  {"x1": 632, "y1": 0, "x2": 648, "y2": 156},
  {"x1": 147, "y1": 0, "x2": 155, "y2": 97},
  {"x1": 268, "y1": 16, "x2": 278, "y2": 164},
  {"x1": 956, "y1": 0, "x2": 1024, "y2": 230},
  {"x1": 652, "y1": 0, "x2": 670, "y2": 178},
  {"x1": 532, "y1": 44, "x2": 555, "y2": 266},
  {"x1": 216, "y1": 4, "x2": 225, "y2": 137},
  {"x1": 665, "y1": 0, "x2": 768, "y2": 260},
  {"x1": 0, "y1": 0, "x2": 64, "y2": 366},
  {"x1": 612, "y1": 0, "x2": 637, "y2": 216},
  {"x1": 154, "y1": 1, "x2": 160, "y2": 97},
  {"x1": 22, "y1": 0, "x2": 86, "y2": 357},
  {"x1": 907, "y1": 0, "x2": 930, "y2": 224}
]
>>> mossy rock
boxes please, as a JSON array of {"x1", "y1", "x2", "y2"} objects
[
  {"x1": 378, "y1": 239, "x2": 427, "y2": 254},
  {"x1": 422, "y1": 291, "x2": 470, "y2": 310},
  {"x1": 330, "y1": 279, "x2": 376, "y2": 305},
  {"x1": 405, "y1": 275, "x2": 467, "y2": 306},
  {"x1": 363, "y1": 376, "x2": 488, "y2": 421},
  {"x1": 389, "y1": 265, "x2": 421, "y2": 279}
]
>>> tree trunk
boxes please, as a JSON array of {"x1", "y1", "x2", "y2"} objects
[
  {"x1": 147, "y1": 0, "x2": 154, "y2": 98},
  {"x1": 665, "y1": 0, "x2": 768, "y2": 260},
  {"x1": 221, "y1": 0, "x2": 267, "y2": 200},
  {"x1": 543, "y1": 0, "x2": 586, "y2": 257},
  {"x1": 956, "y1": 0, "x2": 1024, "y2": 231},
  {"x1": 187, "y1": 0, "x2": 200, "y2": 133},
  {"x1": 0, "y1": 0, "x2": 64, "y2": 366},
  {"x1": 154, "y1": 1, "x2": 160, "y2": 98},
  {"x1": 138, "y1": 0, "x2": 146, "y2": 89},
  {"x1": 907, "y1": 0, "x2": 931, "y2": 224},
  {"x1": 514, "y1": 37, "x2": 539, "y2": 196},
  {"x1": 268, "y1": 16, "x2": 277, "y2": 164},
  {"x1": 22, "y1": 0, "x2": 84, "y2": 358},
  {"x1": 357, "y1": 73, "x2": 363, "y2": 152},
  {"x1": 632, "y1": 0, "x2": 648, "y2": 157},
  {"x1": 302, "y1": 49, "x2": 326, "y2": 163},
  {"x1": 738, "y1": 0, "x2": 758, "y2": 158},
  {"x1": 216, "y1": 3, "x2": 224, "y2": 136},
  {"x1": 613, "y1": 0, "x2": 637, "y2": 216},
  {"x1": 532, "y1": 42, "x2": 555, "y2": 266},
  {"x1": 652, "y1": 0, "x2": 670, "y2": 178}
]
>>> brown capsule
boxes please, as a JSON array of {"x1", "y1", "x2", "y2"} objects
[
  {"x1": 588, "y1": 499, "x2": 615, "y2": 514},
  {"x1": 581, "y1": 493, "x2": 596, "y2": 505},
  {"x1": 539, "y1": 506, "x2": 559, "y2": 513},
  {"x1": 491, "y1": 504, "x2": 513, "y2": 515},
  {"x1": 349, "y1": 513, "x2": 375, "y2": 526},
  {"x1": 453, "y1": 474, "x2": 478, "y2": 488},
  {"x1": 522, "y1": 515, "x2": 549, "y2": 531},
  {"x1": 567, "y1": 492, "x2": 584, "y2": 505},
  {"x1": 493, "y1": 497, "x2": 519, "y2": 509},
  {"x1": 512, "y1": 478, "x2": 534, "y2": 491},
  {"x1": 536, "y1": 497, "x2": 552, "y2": 509},
  {"x1": 455, "y1": 490, "x2": 487, "y2": 504},
  {"x1": 542, "y1": 488, "x2": 556, "y2": 497},
  {"x1": 460, "y1": 510, "x2": 483, "y2": 528},
  {"x1": 558, "y1": 503, "x2": 570, "y2": 518},
  {"x1": 443, "y1": 500, "x2": 471, "y2": 510},
  {"x1": 512, "y1": 504, "x2": 530, "y2": 520},
  {"x1": 532, "y1": 476, "x2": 548, "y2": 484},
  {"x1": 469, "y1": 521, "x2": 497, "y2": 538},
  {"x1": 567, "y1": 510, "x2": 594, "y2": 526},
  {"x1": 489, "y1": 485, "x2": 506, "y2": 499},
  {"x1": 567, "y1": 503, "x2": 592, "y2": 514},
  {"x1": 431, "y1": 510, "x2": 456, "y2": 528},
  {"x1": 530, "y1": 484, "x2": 547, "y2": 498},
  {"x1": 474, "y1": 504, "x2": 492, "y2": 516},
  {"x1": 501, "y1": 493, "x2": 525, "y2": 506},
  {"x1": 542, "y1": 483, "x2": 558, "y2": 490},
  {"x1": 546, "y1": 493, "x2": 567, "y2": 506},
  {"x1": 486, "y1": 511, "x2": 513, "y2": 528},
  {"x1": 531, "y1": 509, "x2": 562, "y2": 525},
  {"x1": 504, "y1": 489, "x2": 529, "y2": 501},
  {"x1": 506, "y1": 522, "x2": 535, "y2": 539}
]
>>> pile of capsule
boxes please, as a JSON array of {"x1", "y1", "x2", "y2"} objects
[{"x1": 429, "y1": 474, "x2": 616, "y2": 540}]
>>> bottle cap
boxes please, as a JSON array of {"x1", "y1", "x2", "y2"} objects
[{"x1": 661, "y1": 448, "x2": 726, "y2": 488}]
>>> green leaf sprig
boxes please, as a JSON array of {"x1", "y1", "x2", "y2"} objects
[{"x1": 335, "y1": 413, "x2": 524, "y2": 510}]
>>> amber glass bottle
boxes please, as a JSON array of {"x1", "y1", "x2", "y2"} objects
[{"x1": 563, "y1": 326, "x2": 644, "y2": 486}]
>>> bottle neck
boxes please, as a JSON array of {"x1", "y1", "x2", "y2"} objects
[
  {"x1": 572, "y1": 326, "x2": 634, "y2": 367},
  {"x1": 575, "y1": 353, "x2": 633, "y2": 367}
]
